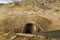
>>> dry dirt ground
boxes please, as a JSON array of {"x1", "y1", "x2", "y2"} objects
[{"x1": 0, "y1": 0, "x2": 60, "y2": 40}]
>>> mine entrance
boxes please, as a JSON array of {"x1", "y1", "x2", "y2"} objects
[{"x1": 23, "y1": 23, "x2": 33, "y2": 34}]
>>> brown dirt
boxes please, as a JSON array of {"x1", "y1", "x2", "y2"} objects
[{"x1": 0, "y1": 0, "x2": 60, "y2": 40}]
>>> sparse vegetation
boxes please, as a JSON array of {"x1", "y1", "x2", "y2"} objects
[{"x1": 0, "y1": 0, "x2": 60, "y2": 40}]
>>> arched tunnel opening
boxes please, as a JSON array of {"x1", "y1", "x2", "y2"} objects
[{"x1": 23, "y1": 23, "x2": 33, "y2": 34}]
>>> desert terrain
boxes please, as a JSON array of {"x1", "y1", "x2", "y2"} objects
[{"x1": 0, "y1": 0, "x2": 60, "y2": 40}]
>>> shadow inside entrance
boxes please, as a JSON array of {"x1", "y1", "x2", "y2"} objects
[{"x1": 23, "y1": 23, "x2": 33, "y2": 34}]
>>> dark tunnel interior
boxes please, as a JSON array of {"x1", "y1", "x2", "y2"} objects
[{"x1": 23, "y1": 23, "x2": 33, "y2": 34}]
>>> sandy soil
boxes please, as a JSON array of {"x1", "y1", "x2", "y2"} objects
[{"x1": 0, "y1": 0, "x2": 60, "y2": 40}]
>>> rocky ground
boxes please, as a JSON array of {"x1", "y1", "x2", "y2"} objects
[{"x1": 0, "y1": 0, "x2": 60, "y2": 40}]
